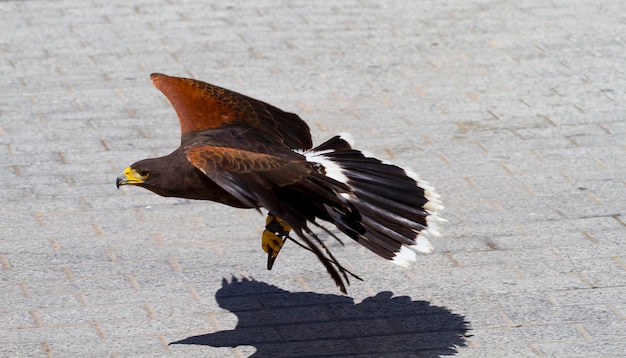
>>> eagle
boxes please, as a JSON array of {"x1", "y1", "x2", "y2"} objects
[{"x1": 116, "y1": 73, "x2": 444, "y2": 293}]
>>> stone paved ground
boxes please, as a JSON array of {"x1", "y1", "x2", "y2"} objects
[{"x1": 1, "y1": 0, "x2": 625, "y2": 357}]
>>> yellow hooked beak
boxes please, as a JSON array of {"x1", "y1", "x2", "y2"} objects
[{"x1": 116, "y1": 167, "x2": 147, "y2": 188}]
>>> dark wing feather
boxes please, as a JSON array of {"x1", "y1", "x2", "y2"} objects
[
  {"x1": 151, "y1": 73, "x2": 312, "y2": 150},
  {"x1": 186, "y1": 145, "x2": 310, "y2": 206}
]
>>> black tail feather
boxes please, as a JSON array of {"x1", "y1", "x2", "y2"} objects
[
  {"x1": 268, "y1": 133, "x2": 443, "y2": 293},
  {"x1": 303, "y1": 134, "x2": 443, "y2": 268}
]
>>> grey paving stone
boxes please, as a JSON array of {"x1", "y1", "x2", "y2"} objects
[
  {"x1": 407, "y1": 263, "x2": 522, "y2": 289},
  {"x1": 36, "y1": 304, "x2": 150, "y2": 326},
  {"x1": 0, "y1": 310, "x2": 37, "y2": 329},
  {"x1": 46, "y1": 336, "x2": 165, "y2": 357},
  {"x1": 0, "y1": 343, "x2": 48, "y2": 358},
  {"x1": 26, "y1": 275, "x2": 135, "y2": 296},
  {"x1": 147, "y1": 299, "x2": 227, "y2": 319},
  {"x1": 83, "y1": 286, "x2": 194, "y2": 306},
  {"x1": 546, "y1": 286, "x2": 626, "y2": 306},
  {"x1": 437, "y1": 291, "x2": 555, "y2": 312},
  {"x1": 581, "y1": 319, "x2": 626, "y2": 339},
  {"x1": 466, "y1": 327, "x2": 527, "y2": 345},
  {"x1": 0, "y1": 324, "x2": 101, "y2": 343},
  {"x1": 503, "y1": 305, "x2": 620, "y2": 325},
  {"x1": 484, "y1": 233, "x2": 590, "y2": 250},
  {"x1": 2, "y1": 222, "x2": 94, "y2": 242},
  {"x1": 515, "y1": 323, "x2": 584, "y2": 342},
  {"x1": 450, "y1": 248, "x2": 562, "y2": 267},
  {"x1": 98, "y1": 315, "x2": 214, "y2": 338},
  {"x1": 0, "y1": 293, "x2": 82, "y2": 313},
  {"x1": 26, "y1": 198, "x2": 91, "y2": 213},
  {"x1": 554, "y1": 232, "x2": 626, "y2": 260},
  {"x1": 454, "y1": 310, "x2": 510, "y2": 330},
  {"x1": 6, "y1": 251, "x2": 111, "y2": 268},
  {"x1": 65, "y1": 259, "x2": 175, "y2": 278},
  {"x1": 479, "y1": 274, "x2": 593, "y2": 294},
  {"x1": 193, "y1": 277, "x2": 307, "y2": 302},
  {"x1": 455, "y1": 344, "x2": 539, "y2": 358},
  {"x1": 166, "y1": 346, "x2": 242, "y2": 358},
  {"x1": 132, "y1": 268, "x2": 244, "y2": 289},
  {"x1": 532, "y1": 338, "x2": 626, "y2": 358},
  {"x1": 0, "y1": 266, "x2": 67, "y2": 283},
  {"x1": 0, "y1": 211, "x2": 41, "y2": 227}
]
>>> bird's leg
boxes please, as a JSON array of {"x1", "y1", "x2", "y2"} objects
[{"x1": 262, "y1": 214, "x2": 291, "y2": 270}]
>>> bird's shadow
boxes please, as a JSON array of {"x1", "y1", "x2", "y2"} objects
[{"x1": 171, "y1": 277, "x2": 470, "y2": 357}]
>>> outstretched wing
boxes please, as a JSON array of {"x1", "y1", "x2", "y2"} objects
[
  {"x1": 151, "y1": 73, "x2": 313, "y2": 150},
  {"x1": 186, "y1": 145, "x2": 310, "y2": 208}
]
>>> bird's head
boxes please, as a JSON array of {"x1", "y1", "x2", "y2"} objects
[
  {"x1": 116, "y1": 159, "x2": 162, "y2": 190},
  {"x1": 116, "y1": 155, "x2": 208, "y2": 199}
]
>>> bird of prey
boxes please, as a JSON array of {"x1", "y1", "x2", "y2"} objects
[{"x1": 116, "y1": 73, "x2": 444, "y2": 293}]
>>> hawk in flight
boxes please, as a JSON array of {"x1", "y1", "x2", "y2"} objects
[{"x1": 117, "y1": 74, "x2": 444, "y2": 293}]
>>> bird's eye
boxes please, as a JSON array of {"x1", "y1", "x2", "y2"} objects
[{"x1": 137, "y1": 170, "x2": 149, "y2": 178}]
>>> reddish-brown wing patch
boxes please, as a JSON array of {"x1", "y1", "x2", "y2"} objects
[
  {"x1": 151, "y1": 73, "x2": 255, "y2": 135},
  {"x1": 186, "y1": 146, "x2": 309, "y2": 189},
  {"x1": 187, "y1": 146, "x2": 285, "y2": 173}
]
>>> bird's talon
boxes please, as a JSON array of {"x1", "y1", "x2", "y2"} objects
[
  {"x1": 263, "y1": 215, "x2": 291, "y2": 269},
  {"x1": 262, "y1": 230, "x2": 285, "y2": 256},
  {"x1": 265, "y1": 214, "x2": 291, "y2": 236}
]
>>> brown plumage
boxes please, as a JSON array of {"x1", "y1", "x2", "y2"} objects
[{"x1": 117, "y1": 73, "x2": 444, "y2": 293}]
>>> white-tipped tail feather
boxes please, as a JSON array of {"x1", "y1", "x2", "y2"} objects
[
  {"x1": 304, "y1": 133, "x2": 444, "y2": 267},
  {"x1": 391, "y1": 245, "x2": 418, "y2": 266},
  {"x1": 302, "y1": 150, "x2": 350, "y2": 185}
]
